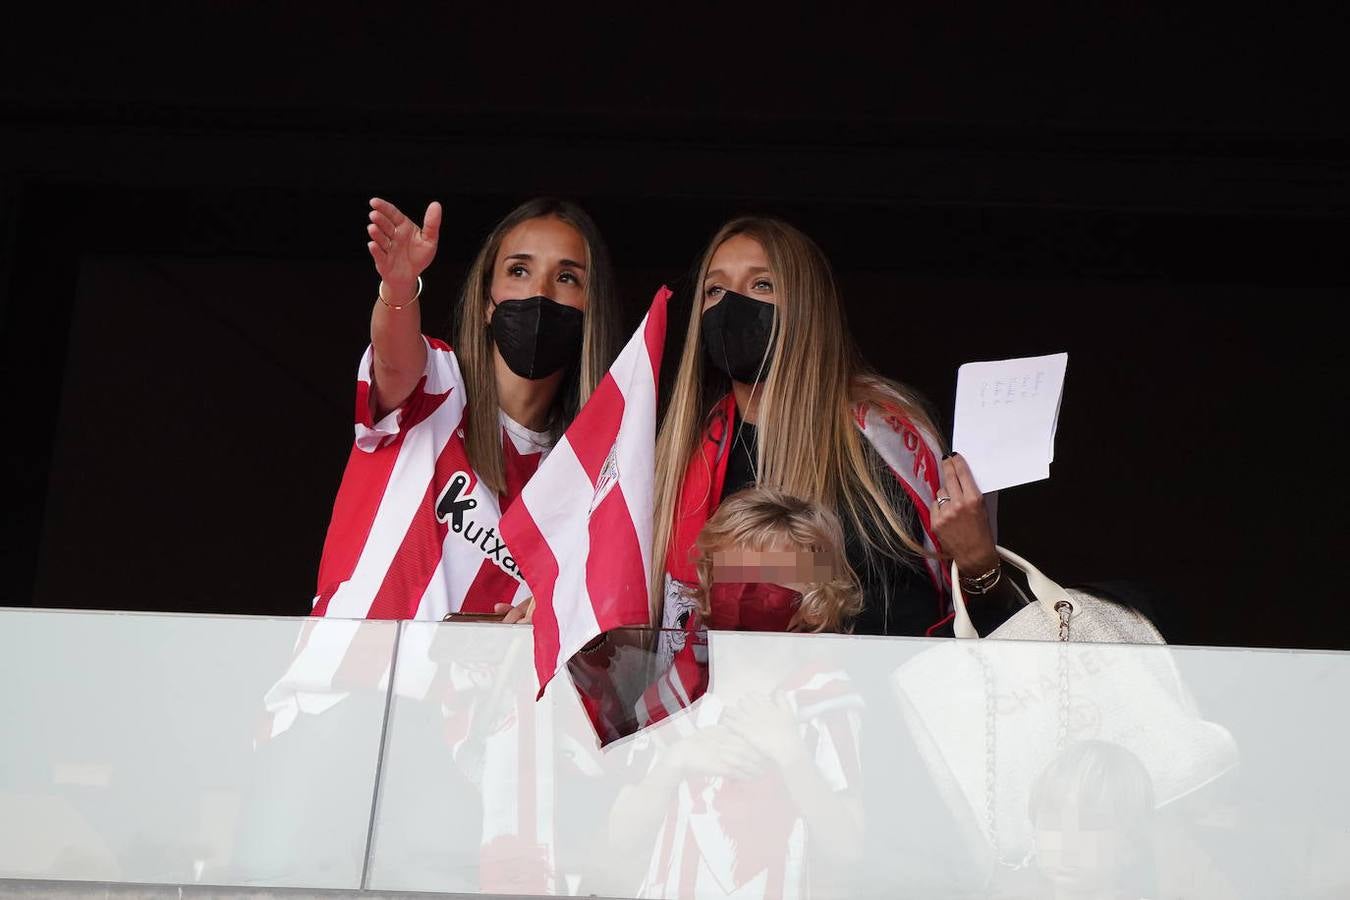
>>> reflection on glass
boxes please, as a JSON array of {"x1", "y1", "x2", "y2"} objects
[
  {"x1": 1030, "y1": 740, "x2": 1158, "y2": 899},
  {"x1": 225, "y1": 617, "x2": 396, "y2": 886},
  {"x1": 891, "y1": 639, "x2": 1241, "y2": 898},
  {"x1": 371, "y1": 621, "x2": 621, "y2": 895},
  {"x1": 259, "y1": 617, "x2": 393, "y2": 741},
  {"x1": 12, "y1": 611, "x2": 1336, "y2": 896},
  {"x1": 608, "y1": 632, "x2": 865, "y2": 899},
  {"x1": 370, "y1": 626, "x2": 873, "y2": 898},
  {"x1": 568, "y1": 626, "x2": 709, "y2": 744}
]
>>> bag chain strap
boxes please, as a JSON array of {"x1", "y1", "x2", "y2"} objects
[
  {"x1": 1056, "y1": 599, "x2": 1073, "y2": 749},
  {"x1": 978, "y1": 597, "x2": 1076, "y2": 881}
]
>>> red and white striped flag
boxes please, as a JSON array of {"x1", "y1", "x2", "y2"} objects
[{"x1": 499, "y1": 286, "x2": 671, "y2": 699}]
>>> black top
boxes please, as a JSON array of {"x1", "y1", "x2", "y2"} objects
[{"x1": 718, "y1": 419, "x2": 944, "y2": 636}]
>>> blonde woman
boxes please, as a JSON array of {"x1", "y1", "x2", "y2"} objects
[
  {"x1": 313, "y1": 198, "x2": 622, "y2": 620},
  {"x1": 653, "y1": 216, "x2": 1019, "y2": 637}
]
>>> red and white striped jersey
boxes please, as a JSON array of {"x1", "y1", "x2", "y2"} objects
[{"x1": 313, "y1": 337, "x2": 548, "y2": 620}]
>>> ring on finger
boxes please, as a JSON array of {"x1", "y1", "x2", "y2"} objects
[{"x1": 936, "y1": 495, "x2": 952, "y2": 506}]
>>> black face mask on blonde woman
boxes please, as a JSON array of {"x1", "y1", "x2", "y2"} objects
[{"x1": 701, "y1": 289, "x2": 777, "y2": 384}]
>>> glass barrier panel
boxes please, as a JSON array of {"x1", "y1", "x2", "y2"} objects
[
  {"x1": 369, "y1": 622, "x2": 1350, "y2": 899},
  {"x1": 0, "y1": 610, "x2": 397, "y2": 890}
]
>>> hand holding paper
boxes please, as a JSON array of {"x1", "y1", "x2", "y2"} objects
[{"x1": 952, "y1": 353, "x2": 1067, "y2": 493}]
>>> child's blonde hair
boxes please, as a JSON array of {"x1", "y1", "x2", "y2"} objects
[{"x1": 693, "y1": 488, "x2": 863, "y2": 633}]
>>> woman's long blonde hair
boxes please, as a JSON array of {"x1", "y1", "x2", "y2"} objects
[
  {"x1": 693, "y1": 488, "x2": 862, "y2": 633},
  {"x1": 651, "y1": 216, "x2": 943, "y2": 624},
  {"x1": 453, "y1": 198, "x2": 621, "y2": 494}
]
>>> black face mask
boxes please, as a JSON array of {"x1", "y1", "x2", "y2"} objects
[
  {"x1": 489, "y1": 295, "x2": 585, "y2": 380},
  {"x1": 701, "y1": 289, "x2": 777, "y2": 384}
]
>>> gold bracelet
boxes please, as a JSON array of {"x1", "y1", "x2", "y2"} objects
[
  {"x1": 377, "y1": 276, "x2": 423, "y2": 311},
  {"x1": 959, "y1": 564, "x2": 1003, "y2": 595}
]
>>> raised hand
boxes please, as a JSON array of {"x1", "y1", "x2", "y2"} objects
[
  {"x1": 367, "y1": 198, "x2": 442, "y2": 302},
  {"x1": 365, "y1": 197, "x2": 440, "y2": 416}
]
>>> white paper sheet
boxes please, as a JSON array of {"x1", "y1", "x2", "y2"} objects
[{"x1": 952, "y1": 352, "x2": 1068, "y2": 493}]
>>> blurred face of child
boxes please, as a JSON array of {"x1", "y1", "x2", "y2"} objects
[
  {"x1": 707, "y1": 543, "x2": 837, "y2": 632},
  {"x1": 711, "y1": 544, "x2": 835, "y2": 592},
  {"x1": 1033, "y1": 800, "x2": 1141, "y2": 894}
]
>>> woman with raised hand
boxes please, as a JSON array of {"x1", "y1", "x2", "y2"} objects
[{"x1": 312, "y1": 197, "x2": 621, "y2": 620}]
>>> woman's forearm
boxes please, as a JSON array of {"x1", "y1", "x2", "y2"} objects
[{"x1": 369, "y1": 276, "x2": 427, "y2": 418}]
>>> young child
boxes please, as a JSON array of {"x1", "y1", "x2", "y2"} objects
[
  {"x1": 691, "y1": 487, "x2": 864, "y2": 634},
  {"x1": 633, "y1": 488, "x2": 865, "y2": 731},
  {"x1": 1029, "y1": 740, "x2": 1159, "y2": 900}
]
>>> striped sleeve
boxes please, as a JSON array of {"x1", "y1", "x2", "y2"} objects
[{"x1": 355, "y1": 337, "x2": 459, "y2": 452}]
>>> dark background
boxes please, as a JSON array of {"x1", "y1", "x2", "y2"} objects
[{"x1": 2, "y1": 6, "x2": 1346, "y2": 649}]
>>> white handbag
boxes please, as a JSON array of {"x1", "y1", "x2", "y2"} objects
[
  {"x1": 892, "y1": 546, "x2": 1237, "y2": 877},
  {"x1": 952, "y1": 545, "x2": 1165, "y2": 644}
]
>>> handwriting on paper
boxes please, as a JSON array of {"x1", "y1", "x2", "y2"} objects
[{"x1": 953, "y1": 353, "x2": 1068, "y2": 493}]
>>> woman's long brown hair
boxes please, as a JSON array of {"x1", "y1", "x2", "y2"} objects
[{"x1": 453, "y1": 198, "x2": 621, "y2": 493}]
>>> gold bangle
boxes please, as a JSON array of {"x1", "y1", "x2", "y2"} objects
[
  {"x1": 959, "y1": 564, "x2": 1003, "y2": 595},
  {"x1": 959, "y1": 564, "x2": 1000, "y2": 583},
  {"x1": 378, "y1": 276, "x2": 423, "y2": 311}
]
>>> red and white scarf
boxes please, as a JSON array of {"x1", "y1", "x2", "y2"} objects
[{"x1": 663, "y1": 393, "x2": 950, "y2": 628}]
